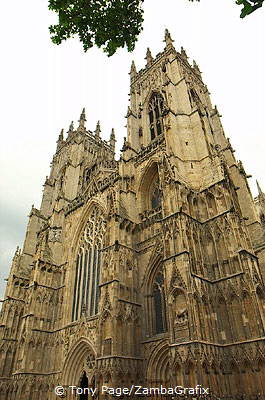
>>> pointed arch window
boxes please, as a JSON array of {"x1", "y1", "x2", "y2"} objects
[
  {"x1": 72, "y1": 206, "x2": 106, "y2": 321},
  {"x1": 153, "y1": 270, "x2": 167, "y2": 334},
  {"x1": 148, "y1": 93, "x2": 164, "y2": 140},
  {"x1": 84, "y1": 164, "x2": 96, "y2": 185}
]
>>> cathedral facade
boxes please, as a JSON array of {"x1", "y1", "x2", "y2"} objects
[{"x1": 1, "y1": 31, "x2": 265, "y2": 399}]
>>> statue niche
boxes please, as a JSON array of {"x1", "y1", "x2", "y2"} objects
[{"x1": 171, "y1": 289, "x2": 189, "y2": 342}]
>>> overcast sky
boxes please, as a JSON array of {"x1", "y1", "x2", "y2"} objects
[{"x1": 0, "y1": 0, "x2": 264, "y2": 298}]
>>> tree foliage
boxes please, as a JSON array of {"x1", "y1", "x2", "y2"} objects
[
  {"x1": 236, "y1": 0, "x2": 264, "y2": 17},
  {"x1": 189, "y1": 0, "x2": 264, "y2": 18},
  {"x1": 48, "y1": 0, "x2": 263, "y2": 56},
  {"x1": 48, "y1": 0, "x2": 144, "y2": 56}
]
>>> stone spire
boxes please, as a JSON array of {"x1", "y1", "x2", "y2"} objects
[
  {"x1": 257, "y1": 180, "x2": 264, "y2": 196},
  {"x1": 193, "y1": 60, "x2": 202, "y2": 76},
  {"x1": 58, "y1": 129, "x2": 64, "y2": 141},
  {"x1": 95, "y1": 121, "x2": 101, "y2": 138},
  {"x1": 66, "y1": 121, "x2": 74, "y2": 139},
  {"x1": 10, "y1": 246, "x2": 21, "y2": 275},
  {"x1": 68, "y1": 121, "x2": 74, "y2": 133},
  {"x1": 56, "y1": 129, "x2": 64, "y2": 151},
  {"x1": 130, "y1": 60, "x2": 137, "y2": 80},
  {"x1": 164, "y1": 28, "x2": 174, "y2": 48},
  {"x1": 109, "y1": 128, "x2": 116, "y2": 152},
  {"x1": 180, "y1": 46, "x2": 188, "y2": 60},
  {"x1": 145, "y1": 48, "x2": 153, "y2": 67},
  {"x1": 78, "y1": 108, "x2": 86, "y2": 130},
  {"x1": 12, "y1": 246, "x2": 20, "y2": 262},
  {"x1": 126, "y1": 106, "x2": 133, "y2": 118}
]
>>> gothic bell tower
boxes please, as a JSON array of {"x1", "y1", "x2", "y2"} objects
[
  {"x1": 121, "y1": 29, "x2": 265, "y2": 397},
  {"x1": 1, "y1": 30, "x2": 265, "y2": 400}
]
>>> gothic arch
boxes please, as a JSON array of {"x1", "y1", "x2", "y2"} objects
[
  {"x1": 142, "y1": 90, "x2": 167, "y2": 120},
  {"x1": 142, "y1": 254, "x2": 167, "y2": 336},
  {"x1": 146, "y1": 341, "x2": 170, "y2": 385},
  {"x1": 142, "y1": 88, "x2": 161, "y2": 106},
  {"x1": 141, "y1": 249, "x2": 163, "y2": 292},
  {"x1": 62, "y1": 337, "x2": 96, "y2": 387},
  {"x1": 206, "y1": 191, "x2": 217, "y2": 216},
  {"x1": 70, "y1": 200, "x2": 107, "y2": 254},
  {"x1": 169, "y1": 287, "x2": 189, "y2": 342},
  {"x1": 137, "y1": 161, "x2": 161, "y2": 212},
  {"x1": 137, "y1": 159, "x2": 159, "y2": 189}
]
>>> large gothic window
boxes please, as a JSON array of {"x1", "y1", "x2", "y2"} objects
[
  {"x1": 148, "y1": 93, "x2": 164, "y2": 140},
  {"x1": 153, "y1": 270, "x2": 167, "y2": 334},
  {"x1": 72, "y1": 206, "x2": 106, "y2": 321}
]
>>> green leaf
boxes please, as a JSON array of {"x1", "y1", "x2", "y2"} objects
[{"x1": 48, "y1": 0, "x2": 144, "y2": 55}]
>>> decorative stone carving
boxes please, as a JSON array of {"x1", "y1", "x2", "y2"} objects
[{"x1": 48, "y1": 228, "x2": 62, "y2": 242}]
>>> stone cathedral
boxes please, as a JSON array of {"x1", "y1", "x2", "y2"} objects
[{"x1": 1, "y1": 30, "x2": 265, "y2": 400}]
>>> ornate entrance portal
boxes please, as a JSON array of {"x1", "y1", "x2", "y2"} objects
[{"x1": 62, "y1": 338, "x2": 96, "y2": 399}]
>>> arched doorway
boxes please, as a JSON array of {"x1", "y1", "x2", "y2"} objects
[
  {"x1": 146, "y1": 341, "x2": 171, "y2": 398},
  {"x1": 79, "y1": 371, "x2": 89, "y2": 400},
  {"x1": 62, "y1": 338, "x2": 96, "y2": 399}
]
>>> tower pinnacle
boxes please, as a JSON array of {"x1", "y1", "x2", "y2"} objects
[
  {"x1": 56, "y1": 129, "x2": 64, "y2": 151},
  {"x1": 145, "y1": 48, "x2": 153, "y2": 67},
  {"x1": 130, "y1": 60, "x2": 137, "y2": 80},
  {"x1": 68, "y1": 121, "x2": 74, "y2": 133},
  {"x1": 193, "y1": 60, "x2": 202, "y2": 75},
  {"x1": 79, "y1": 108, "x2": 86, "y2": 129},
  {"x1": 110, "y1": 128, "x2": 116, "y2": 151},
  {"x1": 180, "y1": 46, "x2": 188, "y2": 60},
  {"x1": 67, "y1": 121, "x2": 74, "y2": 139},
  {"x1": 58, "y1": 129, "x2": 64, "y2": 141},
  {"x1": 164, "y1": 28, "x2": 174, "y2": 48},
  {"x1": 95, "y1": 121, "x2": 101, "y2": 138},
  {"x1": 110, "y1": 128, "x2": 115, "y2": 140},
  {"x1": 256, "y1": 180, "x2": 264, "y2": 196}
]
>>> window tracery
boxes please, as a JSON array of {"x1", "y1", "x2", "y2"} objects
[
  {"x1": 72, "y1": 206, "x2": 106, "y2": 321},
  {"x1": 84, "y1": 168, "x2": 91, "y2": 183},
  {"x1": 84, "y1": 164, "x2": 96, "y2": 185},
  {"x1": 148, "y1": 93, "x2": 164, "y2": 140}
]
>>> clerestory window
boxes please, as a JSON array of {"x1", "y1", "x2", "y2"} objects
[{"x1": 148, "y1": 93, "x2": 164, "y2": 140}]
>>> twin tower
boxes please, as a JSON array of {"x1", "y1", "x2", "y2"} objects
[{"x1": 1, "y1": 30, "x2": 265, "y2": 399}]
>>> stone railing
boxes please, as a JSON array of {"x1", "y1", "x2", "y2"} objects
[
  {"x1": 139, "y1": 206, "x2": 162, "y2": 223},
  {"x1": 134, "y1": 136, "x2": 165, "y2": 164}
]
